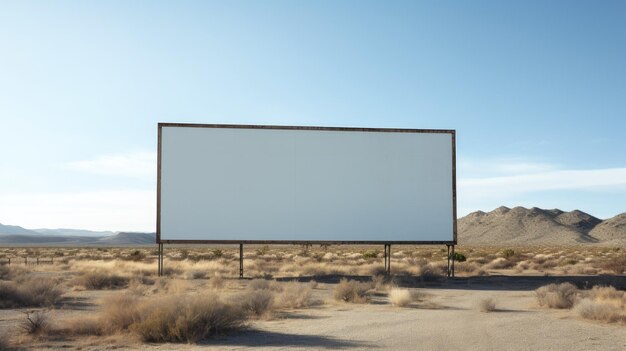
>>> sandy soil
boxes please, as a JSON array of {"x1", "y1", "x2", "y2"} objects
[{"x1": 3, "y1": 280, "x2": 625, "y2": 351}]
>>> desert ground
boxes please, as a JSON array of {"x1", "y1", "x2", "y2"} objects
[{"x1": 1, "y1": 245, "x2": 625, "y2": 350}]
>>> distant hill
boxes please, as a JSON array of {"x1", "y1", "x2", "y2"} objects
[
  {"x1": 589, "y1": 213, "x2": 626, "y2": 245},
  {"x1": 33, "y1": 228, "x2": 116, "y2": 237},
  {"x1": 0, "y1": 223, "x2": 41, "y2": 236},
  {"x1": 0, "y1": 223, "x2": 155, "y2": 246},
  {"x1": 459, "y1": 206, "x2": 624, "y2": 246}
]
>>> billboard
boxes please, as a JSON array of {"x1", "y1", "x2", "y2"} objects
[{"x1": 157, "y1": 124, "x2": 456, "y2": 244}]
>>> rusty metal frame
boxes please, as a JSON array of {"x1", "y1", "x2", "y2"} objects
[{"x1": 156, "y1": 122, "x2": 457, "y2": 247}]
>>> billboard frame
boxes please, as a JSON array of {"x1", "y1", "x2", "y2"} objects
[{"x1": 156, "y1": 123, "x2": 457, "y2": 276}]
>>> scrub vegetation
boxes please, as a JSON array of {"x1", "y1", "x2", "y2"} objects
[{"x1": 0, "y1": 245, "x2": 624, "y2": 348}]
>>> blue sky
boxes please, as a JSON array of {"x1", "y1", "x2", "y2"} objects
[{"x1": 1, "y1": 1, "x2": 625, "y2": 231}]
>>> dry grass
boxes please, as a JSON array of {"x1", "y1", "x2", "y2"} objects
[
  {"x1": 575, "y1": 299, "x2": 626, "y2": 323},
  {"x1": 536, "y1": 283, "x2": 578, "y2": 309},
  {"x1": 574, "y1": 286, "x2": 626, "y2": 324},
  {"x1": 0, "y1": 277, "x2": 64, "y2": 308},
  {"x1": 333, "y1": 279, "x2": 370, "y2": 303},
  {"x1": 76, "y1": 270, "x2": 129, "y2": 290},
  {"x1": 276, "y1": 282, "x2": 315, "y2": 309},
  {"x1": 0, "y1": 330, "x2": 9, "y2": 350},
  {"x1": 19, "y1": 310, "x2": 50, "y2": 335},
  {"x1": 101, "y1": 293, "x2": 141, "y2": 332},
  {"x1": 238, "y1": 289, "x2": 275, "y2": 318},
  {"x1": 388, "y1": 288, "x2": 412, "y2": 307},
  {"x1": 477, "y1": 297, "x2": 497, "y2": 312},
  {"x1": 131, "y1": 295, "x2": 247, "y2": 343},
  {"x1": 600, "y1": 256, "x2": 626, "y2": 274}
]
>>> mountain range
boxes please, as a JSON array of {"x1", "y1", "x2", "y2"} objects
[
  {"x1": 1, "y1": 206, "x2": 625, "y2": 246},
  {"x1": 0, "y1": 223, "x2": 154, "y2": 246},
  {"x1": 458, "y1": 206, "x2": 626, "y2": 246}
]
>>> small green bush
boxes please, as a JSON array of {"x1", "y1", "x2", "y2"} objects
[
  {"x1": 450, "y1": 252, "x2": 467, "y2": 262},
  {"x1": 501, "y1": 249, "x2": 515, "y2": 258},
  {"x1": 362, "y1": 250, "x2": 379, "y2": 259}
]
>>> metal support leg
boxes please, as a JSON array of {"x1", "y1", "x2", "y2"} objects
[
  {"x1": 239, "y1": 244, "x2": 244, "y2": 279},
  {"x1": 383, "y1": 244, "x2": 391, "y2": 276},
  {"x1": 158, "y1": 243, "x2": 164, "y2": 277},
  {"x1": 446, "y1": 245, "x2": 451, "y2": 277},
  {"x1": 157, "y1": 244, "x2": 161, "y2": 276},
  {"x1": 387, "y1": 244, "x2": 391, "y2": 275},
  {"x1": 451, "y1": 245, "x2": 455, "y2": 278}
]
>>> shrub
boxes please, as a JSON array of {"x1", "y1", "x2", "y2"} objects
[
  {"x1": 0, "y1": 278, "x2": 64, "y2": 308},
  {"x1": 362, "y1": 250, "x2": 379, "y2": 259},
  {"x1": 276, "y1": 282, "x2": 314, "y2": 309},
  {"x1": 536, "y1": 283, "x2": 578, "y2": 309},
  {"x1": 78, "y1": 270, "x2": 129, "y2": 290},
  {"x1": 333, "y1": 279, "x2": 370, "y2": 303},
  {"x1": 208, "y1": 274, "x2": 224, "y2": 289},
  {"x1": 0, "y1": 330, "x2": 8, "y2": 349},
  {"x1": 19, "y1": 310, "x2": 50, "y2": 335},
  {"x1": 211, "y1": 249, "x2": 223, "y2": 258},
  {"x1": 55, "y1": 316, "x2": 104, "y2": 336},
  {"x1": 477, "y1": 297, "x2": 496, "y2": 312},
  {"x1": 0, "y1": 265, "x2": 11, "y2": 280},
  {"x1": 238, "y1": 289, "x2": 274, "y2": 317},
  {"x1": 575, "y1": 299, "x2": 625, "y2": 323},
  {"x1": 450, "y1": 252, "x2": 467, "y2": 262},
  {"x1": 501, "y1": 249, "x2": 515, "y2": 258},
  {"x1": 0, "y1": 282, "x2": 21, "y2": 308},
  {"x1": 101, "y1": 293, "x2": 141, "y2": 332},
  {"x1": 600, "y1": 256, "x2": 626, "y2": 274},
  {"x1": 486, "y1": 258, "x2": 516, "y2": 270},
  {"x1": 388, "y1": 288, "x2": 412, "y2": 307},
  {"x1": 131, "y1": 295, "x2": 246, "y2": 343},
  {"x1": 126, "y1": 250, "x2": 146, "y2": 261},
  {"x1": 418, "y1": 264, "x2": 444, "y2": 282}
]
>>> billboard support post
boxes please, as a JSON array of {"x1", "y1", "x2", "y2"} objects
[
  {"x1": 384, "y1": 244, "x2": 391, "y2": 275},
  {"x1": 239, "y1": 244, "x2": 244, "y2": 279}
]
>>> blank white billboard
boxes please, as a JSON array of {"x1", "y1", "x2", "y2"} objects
[{"x1": 157, "y1": 124, "x2": 456, "y2": 243}]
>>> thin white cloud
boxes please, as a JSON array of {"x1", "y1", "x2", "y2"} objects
[
  {"x1": 458, "y1": 157, "x2": 558, "y2": 177},
  {"x1": 458, "y1": 167, "x2": 626, "y2": 216},
  {"x1": 67, "y1": 151, "x2": 156, "y2": 179},
  {"x1": 0, "y1": 190, "x2": 155, "y2": 232}
]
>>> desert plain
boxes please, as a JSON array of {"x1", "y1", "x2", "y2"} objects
[{"x1": 1, "y1": 243, "x2": 625, "y2": 350}]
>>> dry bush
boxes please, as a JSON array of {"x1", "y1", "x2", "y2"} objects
[
  {"x1": 417, "y1": 264, "x2": 444, "y2": 282},
  {"x1": 19, "y1": 310, "x2": 50, "y2": 335},
  {"x1": 0, "y1": 278, "x2": 63, "y2": 308},
  {"x1": 600, "y1": 256, "x2": 626, "y2": 274},
  {"x1": 77, "y1": 270, "x2": 129, "y2": 290},
  {"x1": 276, "y1": 282, "x2": 314, "y2": 309},
  {"x1": 0, "y1": 265, "x2": 12, "y2": 280},
  {"x1": 333, "y1": 279, "x2": 370, "y2": 303},
  {"x1": 0, "y1": 330, "x2": 8, "y2": 349},
  {"x1": 101, "y1": 293, "x2": 141, "y2": 332},
  {"x1": 184, "y1": 270, "x2": 207, "y2": 280},
  {"x1": 388, "y1": 288, "x2": 412, "y2": 307},
  {"x1": 536, "y1": 283, "x2": 578, "y2": 309},
  {"x1": 0, "y1": 282, "x2": 21, "y2": 308},
  {"x1": 454, "y1": 262, "x2": 480, "y2": 274},
  {"x1": 575, "y1": 299, "x2": 626, "y2": 323},
  {"x1": 238, "y1": 289, "x2": 274, "y2": 317},
  {"x1": 586, "y1": 286, "x2": 625, "y2": 301},
  {"x1": 131, "y1": 295, "x2": 246, "y2": 343},
  {"x1": 372, "y1": 275, "x2": 388, "y2": 291},
  {"x1": 486, "y1": 258, "x2": 516, "y2": 270},
  {"x1": 55, "y1": 316, "x2": 104, "y2": 336},
  {"x1": 208, "y1": 274, "x2": 224, "y2": 289},
  {"x1": 477, "y1": 297, "x2": 496, "y2": 312}
]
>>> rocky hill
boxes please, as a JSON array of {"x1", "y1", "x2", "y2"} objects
[{"x1": 459, "y1": 206, "x2": 624, "y2": 246}]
